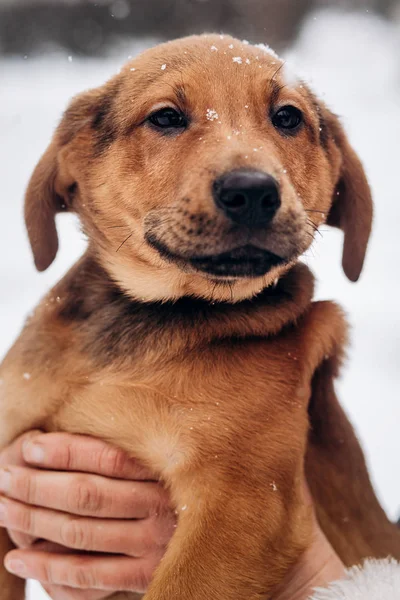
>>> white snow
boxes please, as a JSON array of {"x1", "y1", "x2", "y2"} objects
[
  {"x1": 254, "y1": 42, "x2": 280, "y2": 60},
  {"x1": 282, "y1": 61, "x2": 300, "y2": 87},
  {"x1": 206, "y1": 108, "x2": 219, "y2": 121},
  {"x1": 0, "y1": 11, "x2": 399, "y2": 600}
]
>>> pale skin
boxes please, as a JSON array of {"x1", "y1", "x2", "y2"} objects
[{"x1": 0, "y1": 432, "x2": 344, "y2": 600}]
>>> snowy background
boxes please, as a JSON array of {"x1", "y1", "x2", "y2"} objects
[{"x1": 1, "y1": 8, "x2": 399, "y2": 599}]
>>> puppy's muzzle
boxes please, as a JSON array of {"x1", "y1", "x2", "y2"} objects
[{"x1": 213, "y1": 170, "x2": 281, "y2": 227}]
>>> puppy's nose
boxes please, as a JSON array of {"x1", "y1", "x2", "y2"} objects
[{"x1": 213, "y1": 169, "x2": 281, "y2": 226}]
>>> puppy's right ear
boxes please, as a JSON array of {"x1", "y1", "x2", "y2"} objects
[{"x1": 24, "y1": 85, "x2": 114, "y2": 271}]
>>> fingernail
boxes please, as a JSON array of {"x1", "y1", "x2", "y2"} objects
[
  {"x1": 0, "y1": 469, "x2": 11, "y2": 493},
  {"x1": 0, "y1": 500, "x2": 7, "y2": 523},
  {"x1": 5, "y1": 559, "x2": 26, "y2": 577},
  {"x1": 22, "y1": 441, "x2": 45, "y2": 464}
]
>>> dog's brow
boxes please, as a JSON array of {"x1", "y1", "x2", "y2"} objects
[
  {"x1": 161, "y1": 81, "x2": 187, "y2": 107},
  {"x1": 174, "y1": 84, "x2": 187, "y2": 105},
  {"x1": 270, "y1": 80, "x2": 285, "y2": 106}
]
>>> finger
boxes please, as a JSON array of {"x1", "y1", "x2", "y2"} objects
[
  {"x1": 0, "y1": 431, "x2": 43, "y2": 468},
  {"x1": 8, "y1": 528, "x2": 36, "y2": 549},
  {"x1": 33, "y1": 540, "x2": 79, "y2": 553},
  {"x1": 0, "y1": 497, "x2": 174, "y2": 556},
  {"x1": 39, "y1": 545, "x2": 110, "y2": 600},
  {"x1": 5, "y1": 549, "x2": 158, "y2": 592},
  {"x1": 42, "y1": 585, "x2": 106, "y2": 600},
  {"x1": 21, "y1": 433, "x2": 155, "y2": 480},
  {"x1": 8, "y1": 531, "x2": 75, "y2": 554},
  {"x1": 0, "y1": 466, "x2": 169, "y2": 518}
]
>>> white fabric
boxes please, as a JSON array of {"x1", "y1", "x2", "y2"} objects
[{"x1": 310, "y1": 559, "x2": 400, "y2": 599}]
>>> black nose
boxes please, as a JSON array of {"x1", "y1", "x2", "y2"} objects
[{"x1": 213, "y1": 169, "x2": 281, "y2": 226}]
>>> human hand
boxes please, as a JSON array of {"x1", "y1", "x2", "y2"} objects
[
  {"x1": 0, "y1": 431, "x2": 175, "y2": 600},
  {"x1": 0, "y1": 432, "x2": 344, "y2": 600},
  {"x1": 272, "y1": 487, "x2": 345, "y2": 600}
]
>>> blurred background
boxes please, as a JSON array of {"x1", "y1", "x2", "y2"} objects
[
  {"x1": 0, "y1": 2, "x2": 399, "y2": 598},
  {"x1": 0, "y1": 0, "x2": 399, "y2": 56}
]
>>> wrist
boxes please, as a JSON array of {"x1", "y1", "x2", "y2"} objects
[{"x1": 273, "y1": 528, "x2": 345, "y2": 600}]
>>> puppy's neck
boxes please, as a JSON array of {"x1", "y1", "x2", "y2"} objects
[{"x1": 53, "y1": 254, "x2": 315, "y2": 365}]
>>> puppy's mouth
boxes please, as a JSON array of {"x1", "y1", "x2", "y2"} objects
[
  {"x1": 189, "y1": 246, "x2": 284, "y2": 278},
  {"x1": 146, "y1": 234, "x2": 285, "y2": 278}
]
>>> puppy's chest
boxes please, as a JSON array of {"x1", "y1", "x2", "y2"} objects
[{"x1": 51, "y1": 335, "x2": 308, "y2": 480}]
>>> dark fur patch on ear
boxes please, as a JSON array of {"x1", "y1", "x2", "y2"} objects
[
  {"x1": 91, "y1": 81, "x2": 121, "y2": 154},
  {"x1": 317, "y1": 110, "x2": 329, "y2": 149},
  {"x1": 58, "y1": 90, "x2": 101, "y2": 146},
  {"x1": 303, "y1": 85, "x2": 331, "y2": 150},
  {"x1": 310, "y1": 98, "x2": 330, "y2": 149}
]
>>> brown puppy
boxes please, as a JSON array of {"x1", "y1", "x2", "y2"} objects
[{"x1": 0, "y1": 35, "x2": 398, "y2": 600}]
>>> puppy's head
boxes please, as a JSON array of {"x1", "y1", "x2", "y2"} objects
[{"x1": 25, "y1": 35, "x2": 373, "y2": 302}]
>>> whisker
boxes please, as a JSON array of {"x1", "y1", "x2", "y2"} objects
[
  {"x1": 107, "y1": 225, "x2": 132, "y2": 229},
  {"x1": 270, "y1": 61, "x2": 285, "y2": 84},
  {"x1": 307, "y1": 218, "x2": 323, "y2": 238},
  {"x1": 303, "y1": 246, "x2": 317, "y2": 259},
  {"x1": 305, "y1": 209, "x2": 327, "y2": 215},
  {"x1": 307, "y1": 219, "x2": 317, "y2": 230},
  {"x1": 116, "y1": 232, "x2": 133, "y2": 252}
]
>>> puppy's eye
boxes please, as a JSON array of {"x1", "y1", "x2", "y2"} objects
[
  {"x1": 272, "y1": 106, "x2": 303, "y2": 131},
  {"x1": 148, "y1": 108, "x2": 187, "y2": 130}
]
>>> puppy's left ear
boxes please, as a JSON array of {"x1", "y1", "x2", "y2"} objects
[
  {"x1": 324, "y1": 113, "x2": 373, "y2": 282},
  {"x1": 25, "y1": 83, "x2": 115, "y2": 271}
]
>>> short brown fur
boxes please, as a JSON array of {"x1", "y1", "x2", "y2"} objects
[{"x1": 0, "y1": 35, "x2": 398, "y2": 600}]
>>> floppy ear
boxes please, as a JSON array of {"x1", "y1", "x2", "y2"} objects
[
  {"x1": 325, "y1": 114, "x2": 373, "y2": 282},
  {"x1": 24, "y1": 86, "x2": 112, "y2": 272},
  {"x1": 24, "y1": 140, "x2": 70, "y2": 272}
]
